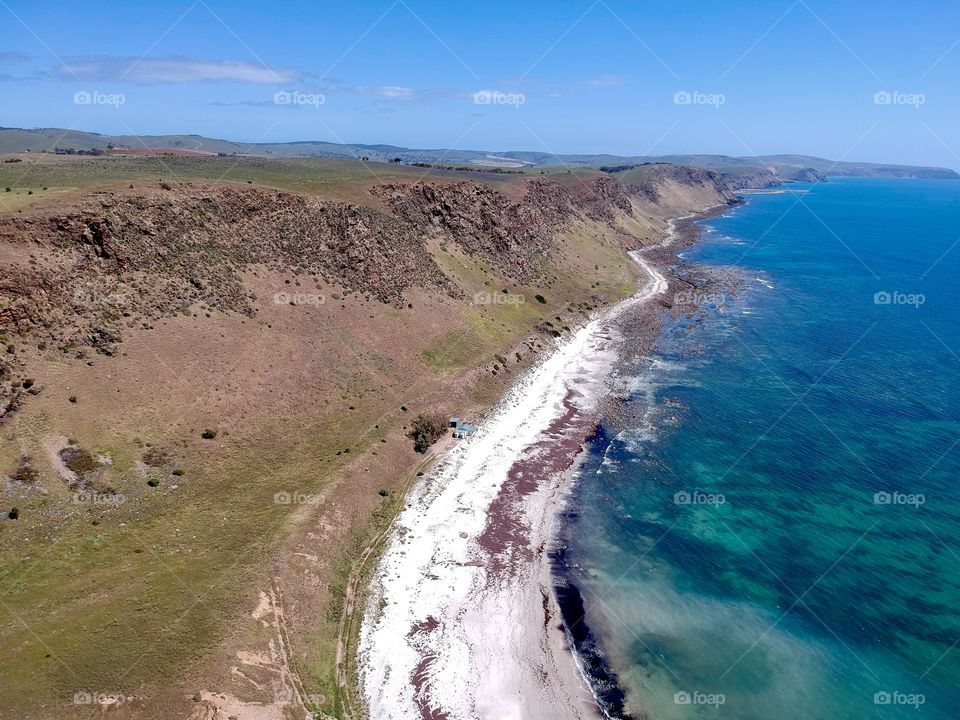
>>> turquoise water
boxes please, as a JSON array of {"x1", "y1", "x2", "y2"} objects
[{"x1": 562, "y1": 179, "x2": 960, "y2": 719}]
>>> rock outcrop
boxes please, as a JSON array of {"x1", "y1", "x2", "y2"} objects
[
  {"x1": 785, "y1": 167, "x2": 826, "y2": 183},
  {"x1": 616, "y1": 163, "x2": 738, "y2": 202},
  {"x1": 720, "y1": 168, "x2": 782, "y2": 190}
]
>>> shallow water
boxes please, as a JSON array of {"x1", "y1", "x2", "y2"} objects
[{"x1": 561, "y1": 179, "x2": 960, "y2": 718}]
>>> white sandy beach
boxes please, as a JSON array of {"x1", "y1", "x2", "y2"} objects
[{"x1": 357, "y1": 250, "x2": 669, "y2": 720}]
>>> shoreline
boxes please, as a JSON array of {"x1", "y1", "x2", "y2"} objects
[
  {"x1": 356, "y1": 205, "x2": 728, "y2": 719},
  {"x1": 550, "y1": 201, "x2": 750, "y2": 719}
]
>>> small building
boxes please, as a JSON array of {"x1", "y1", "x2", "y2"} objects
[{"x1": 449, "y1": 417, "x2": 477, "y2": 439}]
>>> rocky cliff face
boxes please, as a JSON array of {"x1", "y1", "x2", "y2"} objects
[
  {"x1": 720, "y1": 168, "x2": 782, "y2": 190},
  {"x1": 616, "y1": 163, "x2": 736, "y2": 202},
  {"x1": 372, "y1": 176, "x2": 636, "y2": 280},
  {"x1": 372, "y1": 180, "x2": 564, "y2": 282},
  {"x1": 0, "y1": 166, "x2": 730, "y2": 418},
  {"x1": 784, "y1": 167, "x2": 826, "y2": 182},
  {"x1": 615, "y1": 162, "x2": 822, "y2": 192}
]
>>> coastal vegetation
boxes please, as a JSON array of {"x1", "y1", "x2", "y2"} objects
[{"x1": 407, "y1": 413, "x2": 447, "y2": 453}]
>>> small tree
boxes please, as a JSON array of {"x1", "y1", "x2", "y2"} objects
[{"x1": 407, "y1": 413, "x2": 446, "y2": 453}]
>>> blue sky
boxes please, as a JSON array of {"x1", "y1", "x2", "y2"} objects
[{"x1": 2, "y1": 0, "x2": 959, "y2": 167}]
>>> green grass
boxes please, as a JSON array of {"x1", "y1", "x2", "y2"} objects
[
  {"x1": 419, "y1": 306, "x2": 525, "y2": 373},
  {"x1": 0, "y1": 423, "x2": 363, "y2": 713},
  {"x1": 0, "y1": 155, "x2": 526, "y2": 211}
]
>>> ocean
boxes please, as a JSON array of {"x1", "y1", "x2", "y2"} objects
[{"x1": 558, "y1": 179, "x2": 960, "y2": 719}]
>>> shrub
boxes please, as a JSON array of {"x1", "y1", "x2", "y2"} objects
[
  {"x1": 535, "y1": 294, "x2": 547, "y2": 304},
  {"x1": 142, "y1": 448, "x2": 168, "y2": 467},
  {"x1": 12, "y1": 456, "x2": 38, "y2": 484},
  {"x1": 8, "y1": 507, "x2": 18, "y2": 520},
  {"x1": 59, "y1": 446, "x2": 99, "y2": 474},
  {"x1": 407, "y1": 413, "x2": 446, "y2": 453},
  {"x1": 68, "y1": 395, "x2": 77, "y2": 403},
  {"x1": 172, "y1": 469, "x2": 185, "y2": 476},
  {"x1": 201, "y1": 429, "x2": 217, "y2": 440},
  {"x1": 147, "y1": 478, "x2": 160, "y2": 487}
]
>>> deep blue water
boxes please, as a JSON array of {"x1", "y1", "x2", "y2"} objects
[{"x1": 563, "y1": 179, "x2": 960, "y2": 719}]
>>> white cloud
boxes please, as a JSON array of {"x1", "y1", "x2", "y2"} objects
[
  {"x1": 585, "y1": 74, "x2": 626, "y2": 87},
  {"x1": 0, "y1": 51, "x2": 32, "y2": 64},
  {"x1": 361, "y1": 85, "x2": 416, "y2": 100},
  {"x1": 58, "y1": 57, "x2": 299, "y2": 84}
]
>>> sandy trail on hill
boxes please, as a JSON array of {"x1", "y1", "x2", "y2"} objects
[{"x1": 357, "y1": 245, "x2": 669, "y2": 720}]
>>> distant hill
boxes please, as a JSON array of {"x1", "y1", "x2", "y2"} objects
[
  {"x1": 1, "y1": 126, "x2": 956, "y2": 180},
  {"x1": 665, "y1": 153, "x2": 960, "y2": 180}
]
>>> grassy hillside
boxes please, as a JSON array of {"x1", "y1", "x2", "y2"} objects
[
  {"x1": 0, "y1": 153, "x2": 527, "y2": 213},
  {"x1": 0, "y1": 154, "x2": 732, "y2": 719}
]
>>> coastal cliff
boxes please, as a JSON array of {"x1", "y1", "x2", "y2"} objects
[
  {"x1": 0, "y1": 160, "x2": 734, "y2": 720},
  {"x1": 0, "y1": 166, "x2": 730, "y2": 421}
]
